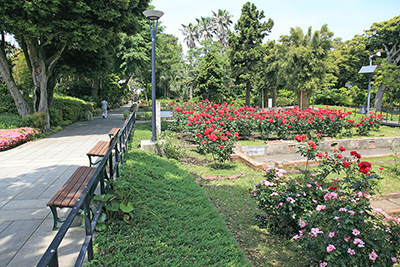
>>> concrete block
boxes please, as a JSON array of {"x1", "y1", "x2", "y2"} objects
[{"x1": 141, "y1": 139, "x2": 165, "y2": 155}]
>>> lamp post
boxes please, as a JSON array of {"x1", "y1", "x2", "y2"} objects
[
  {"x1": 358, "y1": 51, "x2": 381, "y2": 114},
  {"x1": 143, "y1": 10, "x2": 164, "y2": 142},
  {"x1": 367, "y1": 51, "x2": 381, "y2": 113}
]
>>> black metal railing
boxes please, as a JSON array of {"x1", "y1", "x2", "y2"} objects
[
  {"x1": 380, "y1": 104, "x2": 400, "y2": 125},
  {"x1": 37, "y1": 110, "x2": 136, "y2": 267}
]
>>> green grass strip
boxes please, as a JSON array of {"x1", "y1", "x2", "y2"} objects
[{"x1": 89, "y1": 147, "x2": 250, "y2": 267}]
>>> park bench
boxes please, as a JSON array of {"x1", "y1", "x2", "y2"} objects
[
  {"x1": 108, "y1": 127, "x2": 121, "y2": 139},
  {"x1": 47, "y1": 166, "x2": 97, "y2": 230},
  {"x1": 86, "y1": 128, "x2": 120, "y2": 166},
  {"x1": 108, "y1": 118, "x2": 130, "y2": 139}
]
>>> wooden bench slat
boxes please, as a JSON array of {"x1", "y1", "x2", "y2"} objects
[
  {"x1": 47, "y1": 167, "x2": 96, "y2": 207},
  {"x1": 60, "y1": 167, "x2": 95, "y2": 207},
  {"x1": 87, "y1": 128, "x2": 119, "y2": 167},
  {"x1": 86, "y1": 141, "x2": 109, "y2": 157},
  {"x1": 108, "y1": 128, "x2": 120, "y2": 138}
]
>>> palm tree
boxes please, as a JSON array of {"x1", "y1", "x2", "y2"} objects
[
  {"x1": 196, "y1": 17, "x2": 213, "y2": 41},
  {"x1": 180, "y1": 23, "x2": 198, "y2": 49},
  {"x1": 211, "y1": 9, "x2": 233, "y2": 48}
]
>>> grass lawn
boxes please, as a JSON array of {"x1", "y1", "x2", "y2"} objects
[{"x1": 91, "y1": 122, "x2": 400, "y2": 266}]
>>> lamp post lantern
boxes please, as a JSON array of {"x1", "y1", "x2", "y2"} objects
[{"x1": 143, "y1": 10, "x2": 164, "y2": 142}]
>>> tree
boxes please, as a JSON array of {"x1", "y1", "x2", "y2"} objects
[
  {"x1": 0, "y1": 32, "x2": 31, "y2": 117},
  {"x1": 278, "y1": 25, "x2": 334, "y2": 109},
  {"x1": 157, "y1": 34, "x2": 183, "y2": 99},
  {"x1": 196, "y1": 52, "x2": 226, "y2": 102},
  {"x1": 211, "y1": 9, "x2": 233, "y2": 48},
  {"x1": 114, "y1": 18, "x2": 152, "y2": 104},
  {"x1": 261, "y1": 40, "x2": 284, "y2": 108},
  {"x1": 196, "y1": 17, "x2": 213, "y2": 41},
  {"x1": 0, "y1": 0, "x2": 149, "y2": 129},
  {"x1": 366, "y1": 15, "x2": 400, "y2": 111},
  {"x1": 228, "y1": 2, "x2": 274, "y2": 106},
  {"x1": 329, "y1": 35, "x2": 369, "y2": 90},
  {"x1": 180, "y1": 23, "x2": 198, "y2": 49}
]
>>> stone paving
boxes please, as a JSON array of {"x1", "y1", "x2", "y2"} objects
[{"x1": 0, "y1": 105, "x2": 130, "y2": 267}]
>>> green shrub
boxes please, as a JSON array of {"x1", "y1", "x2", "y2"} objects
[
  {"x1": 276, "y1": 96, "x2": 292, "y2": 107},
  {"x1": 136, "y1": 112, "x2": 152, "y2": 121},
  {"x1": 23, "y1": 112, "x2": 47, "y2": 129},
  {"x1": 83, "y1": 110, "x2": 93, "y2": 121},
  {"x1": 52, "y1": 94, "x2": 93, "y2": 123},
  {"x1": 0, "y1": 114, "x2": 25, "y2": 129},
  {"x1": 0, "y1": 94, "x2": 20, "y2": 115},
  {"x1": 129, "y1": 103, "x2": 137, "y2": 112},
  {"x1": 156, "y1": 132, "x2": 185, "y2": 160},
  {"x1": 92, "y1": 108, "x2": 102, "y2": 116},
  {"x1": 49, "y1": 107, "x2": 63, "y2": 127}
]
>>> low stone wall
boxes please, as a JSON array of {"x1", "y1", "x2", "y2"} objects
[{"x1": 237, "y1": 137, "x2": 400, "y2": 156}]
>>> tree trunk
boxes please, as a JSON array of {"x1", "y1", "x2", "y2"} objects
[
  {"x1": 261, "y1": 87, "x2": 264, "y2": 109},
  {"x1": 374, "y1": 83, "x2": 386, "y2": 111},
  {"x1": 0, "y1": 43, "x2": 31, "y2": 117},
  {"x1": 31, "y1": 58, "x2": 50, "y2": 129},
  {"x1": 92, "y1": 78, "x2": 100, "y2": 99},
  {"x1": 297, "y1": 90, "x2": 310, "y2": 109},
  {"x1": 245, "y1": 81, "x2": 251, "y2": 106},
  {"x1": 26, "y1": 38, "x2": 66, "y2": 130},
  {"x1": 47, "y1": 77, "x2": 56, "y2": 108},
  {"x1": 139, "y1": 72, "x2": 148, "y2": 104}
]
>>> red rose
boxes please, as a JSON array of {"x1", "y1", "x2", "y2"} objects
[
  {"x1": 339, "y1": 146, "x2": 346, "y2": 151},
  {"x1": 337, "y1": 153, "x2": 343, "y2": 159},
  {"x1": 311, "y1": 144, "x2": 318, "y2": 150},
  {"x1": 295, "y1": 135, "x2": 303, "y2": 142},
  {"x1": 317, "y1": 152, "x2": 324, "y2": 158},
  {"x1": 329, "y1": 184, "x2": 337, "y2": 191},
  {"x1": 350, "y1": 151, "x2": 361, "y2": 159},
  {"x1": 358, "y1": 161, "x2": 371, "y2": 174},
  {"x1": 219, "y1": 145, "x2": 223, "y2": 149},
  {"x1": 343, "y1": 161, "x2": 350, "y2": 168}
]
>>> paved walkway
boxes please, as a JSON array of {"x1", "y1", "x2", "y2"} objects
[{"x1": 0, "y1": 104, "x2": 130, "y2": 267}]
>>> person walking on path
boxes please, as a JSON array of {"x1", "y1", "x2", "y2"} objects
[{"x1": 101, "y1": 99, "x2": 108, "y2": 118}]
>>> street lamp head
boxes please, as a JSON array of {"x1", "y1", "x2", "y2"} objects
[
  {"x1": 143, "y1": 10, "x2": 164, "y2": 21},
  {"x1": 370, "y1": 51, "x2": 381, "y2": 59}
]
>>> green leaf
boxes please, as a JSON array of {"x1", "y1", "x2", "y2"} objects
[
  {"x1": 93, "y1": 194, "x2": 114, "y2": 202},
  {"x1": 120, "y1": 202, "x2": 134, "y2": 213}
]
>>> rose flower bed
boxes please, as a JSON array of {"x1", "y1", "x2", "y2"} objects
[
  {"x1": 253, "y1": 134, "x2": 400, "y2": 266},
  {"x1": 167, "y1": 100, "x2": 382, "y2": 165},
  {"x1": 0, "y1": 127, "x2": 41, "y2": 151}
]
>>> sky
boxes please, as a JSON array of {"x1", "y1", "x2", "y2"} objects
[{"x1": 150, "y1": 0, "x2": 400, "y2": 50}]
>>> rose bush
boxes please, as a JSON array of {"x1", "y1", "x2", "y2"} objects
[
  {"x1": 168, "y1": 101, "x2": 383, "y2": 165},
  {"x1": 253, "y1": 168, "x2": 326, "y2": 235},
  {"x1": 253, "y1": 135, "x2": 400, "y2": 266},
  {"x1": 169, "y1": 101, "x2": 380, "y2": 142}
]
